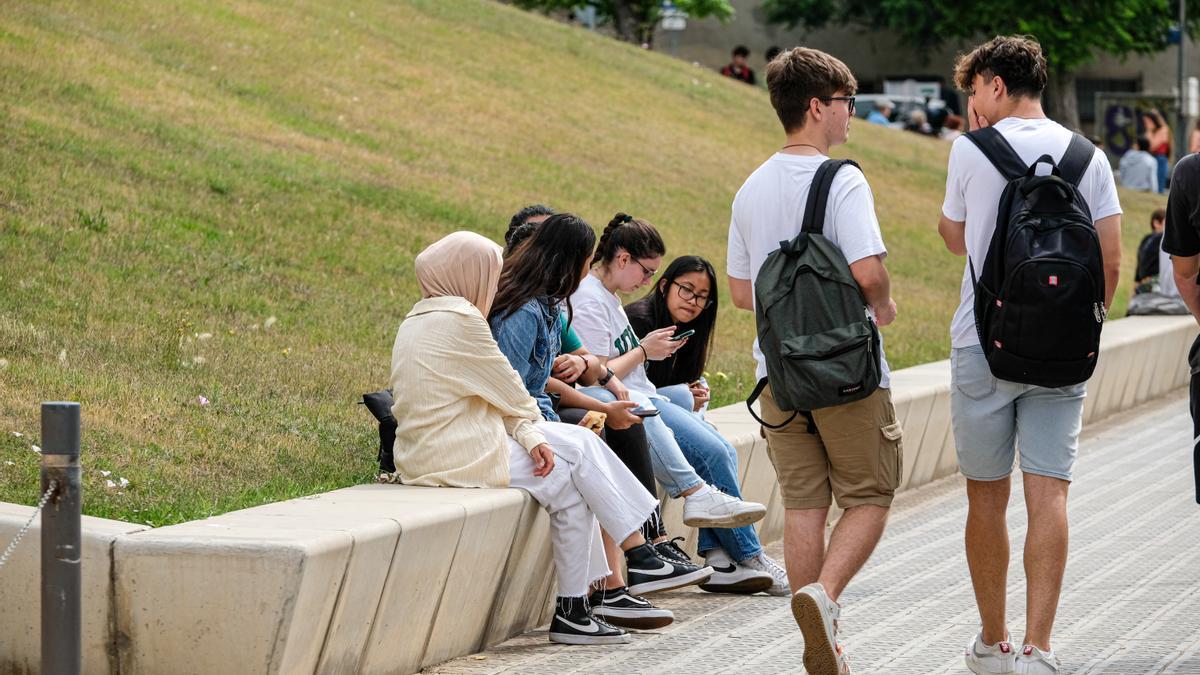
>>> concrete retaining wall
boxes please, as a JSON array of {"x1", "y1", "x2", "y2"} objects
[{"x1": 0, "y1": 316, "x2": 1194, "y2": 674}]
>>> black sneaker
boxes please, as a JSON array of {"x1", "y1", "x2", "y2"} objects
[
  {"x1": 655, "y1": 536, "x2": 694, "y2": 565},
  {"x1": 625, "y1": 543, "x2": 713, "y2": 595},
  {"x1": 588, "y1": 586, "x2": 674, "y2": 630},
  {"x1": 548, "y1": 596, "x2": 630, "y2": 645}
]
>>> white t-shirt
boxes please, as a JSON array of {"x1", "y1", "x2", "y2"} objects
[
  {"x1": 941, "y1": 117, "x2": 1123, "y2": 348},
  {"x1": 569, "y1": 273, "x2": 658, "y2": 398},
  {"x1": 727, "y1": 152, "x2": 892, "y2": 387}
]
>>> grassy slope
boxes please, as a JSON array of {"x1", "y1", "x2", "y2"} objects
[{"x1": 0, "y1": 0, "x2": 1166, "y2": 524}]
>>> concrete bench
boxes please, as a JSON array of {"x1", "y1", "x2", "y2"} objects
[{"x1": 1, "y1": 315, "x2": 1194, "y2": 674}]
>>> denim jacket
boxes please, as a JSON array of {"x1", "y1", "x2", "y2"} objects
[{"x1": 490, "y1": 297, "x2": 562, "y2": 422}]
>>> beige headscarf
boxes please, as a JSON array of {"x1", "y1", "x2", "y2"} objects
[{"x1": 414, "y1": 231, "x2": 504, "y2": 316}]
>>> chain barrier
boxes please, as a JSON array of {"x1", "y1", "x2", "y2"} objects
[{"x1": 0, "y1": 480, "x2": 57, "y2": 570}]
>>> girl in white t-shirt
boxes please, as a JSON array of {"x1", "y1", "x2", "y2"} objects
[{"x1": 571, "y1": 213, "x2": 788, "y2": 596}]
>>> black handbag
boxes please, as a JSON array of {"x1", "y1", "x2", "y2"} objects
[{"x1": 360, "y1": 390, "x2": 397, "y2": 474}]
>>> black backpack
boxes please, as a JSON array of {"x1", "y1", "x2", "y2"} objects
[
  {"x1": 747, "y1": 158, "x2": 882, "y2": 427},
  {"x1": 966, "y1": 127, "x2": 1106, "y2": 388}
]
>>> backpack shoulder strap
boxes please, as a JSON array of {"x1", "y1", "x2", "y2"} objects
[
  {"x1": 800, "y1": 158, "x2": 861, "y2": 235},
  {"x1": 1058, "y1": 133, "x2": 1095, "y2": 186},
  {"x1": 965, "y1": 127, "x2": 1027, "y2": 181}
]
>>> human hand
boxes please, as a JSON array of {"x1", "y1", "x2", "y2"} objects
[
  {"x1": 604, "y1": 400, "x2": 643, "y2": 430},
  {"x1": 552, "y1": 354, "x2": 586, "y2": 383},
  {"x1": 873, "y1": 298, "x2": 897, "y2": 327},
  {"x1": 530, "y1": 443, "x2": 555, "y2": 477},
  {"x1": 639, "y1": 327, "x2": 683, "y2": 361},
  {"x1": 688, "y1": 381, "x2": 711, "y2": 412},
  {"x1": 606, "y1": 375, "x2": 630, "y2": 402},
  {"x1": 967, "y1": 95, "x2": 990, "y2": 131}
]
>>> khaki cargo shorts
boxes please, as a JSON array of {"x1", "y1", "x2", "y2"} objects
[{"x1": 758, "y1": 384, "x2": 903, "y2": 510}]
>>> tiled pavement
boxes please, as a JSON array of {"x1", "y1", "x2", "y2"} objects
[{"x1": 429, "y1": 390, "x2": 1199, "y2": 674}]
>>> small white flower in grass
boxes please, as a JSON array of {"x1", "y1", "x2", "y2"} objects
[
  {"x1": 100, "y1": 470, "x2": 111, "y2": 477},
  {"x1": 264, "y1": 316, "x2": 277, "y2": 330},
  {"x1": 31, "y1": 445, "x2": 41, "y2": 454},
  {"x1": 197, "y1": 395, "x2": 210, "y2": 406},
  {"x1": 197, "y1": 333, "x2": 213, "y2": 341},
  {"x1": 12, "y1": 431, "x2": 22, "y2": 438},
  {"x1": 105, "y1": 479, "x2": 116, "y2": 489},
  {"x1": 192, "y1": 355, "x2": 207, "y2": 365},
  {"x1": 4, "y1": 461, "x2": 14, "y2": 467},
  {"x1": 0, "y1": 358, "x2": 9, "y2": 370},
  {"x1": 118, "y1": 477, "x2": 130, "y2": 489},
  {"x1": 57, "y1": 349, "x2": 67, "y2": 364}
]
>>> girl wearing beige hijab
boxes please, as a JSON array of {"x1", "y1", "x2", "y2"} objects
[{"x1": 388, "y1": 231, "x2": 698, "y2": 645}]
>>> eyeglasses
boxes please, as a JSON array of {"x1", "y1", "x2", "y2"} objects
[
  {"x1": 819, "y1": 96, "x2": 856, "y2": 114},
  {"x1": 633, "y1": 258, "x2": 657, "y2": 281},
  {"x1": 672, "y1": 281, "x2": 712, "y2": 309}
]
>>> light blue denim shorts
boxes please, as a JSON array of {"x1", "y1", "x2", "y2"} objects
[{"x1": 951, "y1": 345, "x2": 1087, "y2": 482}]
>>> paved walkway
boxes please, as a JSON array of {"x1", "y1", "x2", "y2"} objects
[{"x1": 430, "y1": 391, "x2": 1198, "y2": 674}]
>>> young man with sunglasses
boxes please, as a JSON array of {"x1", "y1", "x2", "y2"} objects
[{"x1": 727, "y1": 47, "x2": 900, "y2": 674}]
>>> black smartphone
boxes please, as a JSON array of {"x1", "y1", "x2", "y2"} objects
[
  {"x1": 668, "y1": 329, "x2": 695, "y2": 342},
  {"x1": 631, "y1": 407, "x2": 661, "y2": 417}
]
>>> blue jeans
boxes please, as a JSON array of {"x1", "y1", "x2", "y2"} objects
[
  {"x1": 1156, "y1": 154, "x2": 1169, "y2": 193},
  {"x1": 579, "y1": 387, "x2": 704, "y2": 498},
  {"x1": 655, "y1": 398, "x2": 763, "y2": 562}
]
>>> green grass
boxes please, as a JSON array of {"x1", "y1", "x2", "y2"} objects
[{"x1": 0, "y1": 0, "x2": 1167, "y2": 525}]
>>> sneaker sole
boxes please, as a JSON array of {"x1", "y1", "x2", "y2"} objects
[
  {"x1": 548, "y1": 631, "x2": 632, "y2": 645},
  {"x1": 699, "y1": 576, "x2": 774, "y2": 594},
  {"x1": 683, "y1": 507, "x2": 766, "y2": 529},
  {"x1": 792, "y1": 590, "x2": 841, "y2": 675},
  {"x1": 628, "y1": 566, "x2": 714, "y2": 595},
  {"x1": 591, "y1": 610, "x2": 674, "y2": 631}
]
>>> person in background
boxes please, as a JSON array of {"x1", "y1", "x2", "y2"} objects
[
  {"x1": 765, "y1": 45, "x2": 783, "y2": 63},
  {"x1": 390, "y1": 231, "x2": 680, "y2": 646},
  {"x1": 905, "y1": 108, "x2": 934, "y2": 136},
  {"x1": 1144, "y1": 110, "x2": 1172, "y2": 193},
  {"x1": 721, "y1": 45, "x2": 756, "y2": 85},
  {"x1": 1135, "y1": 208, "x2": 1167, "y2": 291},
  {"x1": 1119, "y1": 137, "x2": 1159, "y2": 193},
  {"x1": 1190, "y1": 119, "x2": 1200, "y2": 155},
  {"x1": 625, "y1": 256, "x2": 719, "y2": 418},
  {"x1": 867, "y1": 99, "x2": 894, "y2": 126}
]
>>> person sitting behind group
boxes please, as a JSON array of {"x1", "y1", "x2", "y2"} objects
[
  {"x1": 1120, "y1": 137, "x2": 1159, "y2": 193},
  {"x1": 389, "y1": 231, "x2": 698, "y2": 646},
  {"x1": 867, "y1": 99, "x2": 894, "y2": 126},
  {"x1": 626, "y1": 256, "x2": 719, "y2": 417},
  {"x1": 1135, "y1": 208, "x2": 1167, "y2": 290},
  {"x1": 720, "y1": 45, "x2": 756, "y2": 85}
]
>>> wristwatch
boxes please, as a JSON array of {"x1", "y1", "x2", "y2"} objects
[{"x1": 597, "y1": 367, "x2": 616, "y2": 386}]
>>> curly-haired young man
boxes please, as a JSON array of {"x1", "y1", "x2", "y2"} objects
[{"x1": 937, "y1": 35, "x2": 1122, "y2": 675}]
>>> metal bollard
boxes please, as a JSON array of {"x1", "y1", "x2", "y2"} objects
[{"x1": 41, "y1": 402, "x2": 81, "y2": 675}]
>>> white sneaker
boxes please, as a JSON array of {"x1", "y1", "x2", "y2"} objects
[
  {"x1": 792, "y1": 583, "x2": 852, "y2": 674},
  {"x1": 698, "y1": 549, "x2": 772, "y2": 594},
  {"x1": 965, "y1": 631, "x2": 1016, "y2": 674},
  {"x1": 1016, "y1": 644, "x2": 1060, "y2": 674},
  {"x1": 740, "y1": 553, "x2": 790, "y2": 596},
  {"x1": 682, "y1": 487, "x2": 766, "y2": 528}
]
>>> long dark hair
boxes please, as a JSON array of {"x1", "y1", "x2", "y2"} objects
[
  {"x1": 489, "y1": 212, "x2": 596, "y2": 324},
  {"x1": 625, "y1": 256, "x2": 719, "y2": 386},
  {"x1": 594, "y1": 212, "x2": 666, "y2": 266}
]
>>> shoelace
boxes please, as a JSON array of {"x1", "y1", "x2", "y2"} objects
[
  {"x1": 661, "y1": 537, "x2": 692, "y2": 564},
  {"x1": 756, "y1": 555, "x2": 788, "y2": 582}
]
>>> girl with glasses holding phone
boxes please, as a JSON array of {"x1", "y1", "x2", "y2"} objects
[{"x1": 626, "y1": 256, "x2": 719, "y2": 417}]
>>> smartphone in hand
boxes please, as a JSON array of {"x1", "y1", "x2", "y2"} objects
[
  {"x1": 668, "y1": 329, "x2": 695, "y2": 342},
  {"x1": 630, "y1": 407, "x2": 661, "y2": 418}
]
